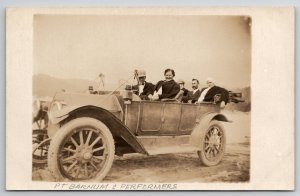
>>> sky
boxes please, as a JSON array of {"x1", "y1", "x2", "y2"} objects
[{"x1": 34, "y1": 15, "x2": 251, "y2": 89}]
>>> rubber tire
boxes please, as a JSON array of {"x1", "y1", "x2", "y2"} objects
[
  {"x1": 198, "y1": 120, "x2": 226, "y2": 166},
  {"x1": 48, "y1": 117, "x2": 115, "y2": 182}
]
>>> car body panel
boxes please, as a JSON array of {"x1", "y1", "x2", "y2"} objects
[
  {"x1": 47, "y1": 91, "x2": 229, "y2": 156},
  {"x1": 50, "y1": 92, "x2": 123, "y2": 117},
  {"x1": 141, "y1": 102, "x2": 163, "y2": 132},
  {"x1": 179, "y1": 104, "x2": 198, "y2": 133},
  {"x1": 124, "y1": 101, "x2": 221, "y2": 136}
]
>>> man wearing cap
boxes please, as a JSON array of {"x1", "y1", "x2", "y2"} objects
[
  {"x1": 174, "y1": 79, "x2": 189, "y2": 102},
  {"x1": 197, "y1": 77, "x2": 229, "y2": 108},
  {"x1": 182, "y1": 79, "x2": 201, "y2": 103},
  {"x1": 132, "y1": 70, "x2": 154, "y2": 100}
]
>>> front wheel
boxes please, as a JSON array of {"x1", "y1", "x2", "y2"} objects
[
  {"x1": 198, "y1": 120, "x2": 226, "y2": 166},
  {"x1": 48, "y1": 117, "x2": 115, "y2": 181}
]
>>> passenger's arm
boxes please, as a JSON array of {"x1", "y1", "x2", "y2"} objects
[{"x1": 221, "y1": 88, "x2": 230, "y2": 104}]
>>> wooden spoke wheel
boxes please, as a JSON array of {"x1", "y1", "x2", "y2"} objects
[
  {"x1": 32, "y1": 129, "x2": 50, "y2": 165},
  {"x1": 198, "y1": 120, "x2": 226, "y2": 166},
  {"x1": 48, "y1": 117, "x2": 115, "y2": 181}
]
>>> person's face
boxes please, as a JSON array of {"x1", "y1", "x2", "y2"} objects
[
  {"x1": 164, "y1": 71, "x2": 174, "y2": 81},
  {"x1": 192, "y1": 81, "x2": 199, "y2": 89},
  {"x1": 207, "y1": 81, "x2": 215, "y2": 88},
  {"x1": 138, "y1": 76, "x2": 146, "y2": 84},
  {"x1": 179, "y1": 83, "x2": 184, "y2": 89}
]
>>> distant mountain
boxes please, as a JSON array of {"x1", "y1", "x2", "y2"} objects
[{"x1": 33, "y1": 74, "x2": 94, "y2": 97}]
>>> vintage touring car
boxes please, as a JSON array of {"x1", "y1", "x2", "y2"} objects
[{"x1": 32, "y1": 82, "x2": 243, "y2": 181}]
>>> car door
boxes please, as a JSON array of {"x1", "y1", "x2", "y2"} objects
[
  {"x1": 178, "y1": 103, "x2": 198, "y2": 134},
  {"x1": 138, "y1": 101, "x2": 181, "y2": 136}
]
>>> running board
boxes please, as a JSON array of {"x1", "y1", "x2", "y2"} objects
[
  {"x1": 145, "y1": 145, "x2": 199, "y2": 155},
  {"x1": 136, "y1": 135, "x2": 200, "y2": 155}
]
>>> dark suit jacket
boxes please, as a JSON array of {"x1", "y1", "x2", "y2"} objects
[
  {"x1": 182, "y1": 89, "x2": 201, "y2": 103},
  {"x1": 182, "y1": 88, "x2": 189, "y2": 97},
  {"x1": 200, "y1": 86, "x2": 229, "y2": 104},
  {"x1": 154, "y1": 80, "x2": 180, "y2": 99},
  {"x1": 133, "y1": 81, "x2": 155, "y2": 100}
]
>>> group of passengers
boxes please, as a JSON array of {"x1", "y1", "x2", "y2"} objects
[{"x1": 132, "y1": 69, "x2": 229, "y2": 107}]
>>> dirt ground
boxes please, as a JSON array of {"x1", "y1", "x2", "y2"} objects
[{"x1": 32, "y1": 110, "x2": 250, "y2": 182}]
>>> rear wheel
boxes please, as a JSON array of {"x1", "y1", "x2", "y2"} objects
[
  {"x1": 198, "y1": 120, "x2": 226, "y2": 166},
  {"x1": 48, "y1": 117, "x2": 115, "y2": 181}
]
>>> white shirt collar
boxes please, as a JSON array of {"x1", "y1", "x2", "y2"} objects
[{"x1": 138, "y1": 84, "x2": 145, "y2": 95}]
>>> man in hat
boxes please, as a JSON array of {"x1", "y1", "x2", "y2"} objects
[
  {"x1": 197, "y1": 77, "x2": 229, "y2": 108},
  {"x1": 174, "y1": 79, "x2": 189, "y2": 102},
  {"x1": 132, "y1": 70, "x2": 154, "y2": 100},
  {"x1": 182, "y1": 79, "x2": 201, "y2": 103}
]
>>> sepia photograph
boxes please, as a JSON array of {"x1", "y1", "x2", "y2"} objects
[
  {"x1": 6, "y1": 7, "x2": 294, "y2": 190},
  {"x1": 32, "y1": 14, "x2": 251, "y2": 183}
]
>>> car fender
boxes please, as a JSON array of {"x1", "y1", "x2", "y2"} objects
[
  {"x1": 49, "y1": 105, "x2": 148, "y2": 155},
  {"x1": 48, "y1": 105, "x2": 78, "y2": 124},
  {"x1": 189, "y1": 113, "x2": 230, "y2": 149}
]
